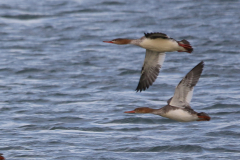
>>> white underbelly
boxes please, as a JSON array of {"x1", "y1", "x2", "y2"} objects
[
  {"x1": 163, "y1": 109, "x2": 198, "y2": 122},
  {"x1": 139, "y1": 39, "x2": 181, "y2": 52}
]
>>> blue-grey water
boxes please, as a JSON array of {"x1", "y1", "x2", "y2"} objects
[{"x1": 0, "y1": 0, "x2": 240, "y2": 159}]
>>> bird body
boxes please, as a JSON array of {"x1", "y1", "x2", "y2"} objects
[
  {"x1": 156, "y1": 106, "x2": 199, "y2": 122},
  {"x1": 136, "y1": 37, "x2": 183, "y2": 52}
]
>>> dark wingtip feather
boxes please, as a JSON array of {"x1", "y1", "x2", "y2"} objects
[
  {"x1": 135, "y1": 85, "x2": 144, "y2": 92},
  {"x1": 197, "y1": 61, "x2": 204, "y2": 68},
  {"x1": 135, "y1": 80, "x2": 149, "y2": 92},
  {"x1": 135, "y1": 82, "x2": 145, "y2": 92},
  {"x1": 185, "y1": 61, "x2": 204, "y2": 88},
  {"x1": 190, "y1": 61, "x2": 204, "y2": 75},
  {"x1": 135, "y1": 78, "x2": 155, "y2": 92}
]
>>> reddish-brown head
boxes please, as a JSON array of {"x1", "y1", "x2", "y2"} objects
[
  {"x1": 197, "y1": 112, "x2": 211, "y2": 121},
  {"x1": 103, "y1": 38, "x2": 131, "y2": 45},
  {"x1": 0, "y1": 153, "x2": 5, "y2": 160},
  {"x1": 124, "y1": 107, "x2": 154, "y2": 114}
]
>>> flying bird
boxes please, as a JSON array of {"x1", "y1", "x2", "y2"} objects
[
  {"x1": 124, "y1": 61, "x2": 210, "y2": 122},
  {"x1": 103, "y1": 32, "x2": 193, "y2": 92}
]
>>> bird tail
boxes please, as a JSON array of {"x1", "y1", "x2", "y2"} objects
[{"x1": 177, "y1": 39, "x2": 193, "y2": 53}]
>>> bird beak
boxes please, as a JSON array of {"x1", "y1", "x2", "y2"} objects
[
  {"x1": 103, "y1": 41, "x2": 113, "y2": 43},
  {"x1": 124, "y1": 110, "x2": 135, "y2": 113}
]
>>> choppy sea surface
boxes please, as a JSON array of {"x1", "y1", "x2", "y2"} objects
[{"x1": 0, "y1": 0, "x2": 240, "y2": 159}]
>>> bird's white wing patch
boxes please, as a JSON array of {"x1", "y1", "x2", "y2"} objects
[{"x1": 169, "y1": 61, "x2": 204, "y2": 108}]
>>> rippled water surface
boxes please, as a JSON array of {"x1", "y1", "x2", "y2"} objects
[{"x1": 0, "y1": 0, "x2": 240, "y2": 159}]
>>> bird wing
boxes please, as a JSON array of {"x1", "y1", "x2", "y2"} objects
[
  {"x1": 168, "y1": 61, "x2": 204, "y2": 108},
  {"x1": 144, "y1": 32, "x2": 171, "y2": 39},
  {"x1": 136, "y1": 49, "x2": 165, "y2": 92}
]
